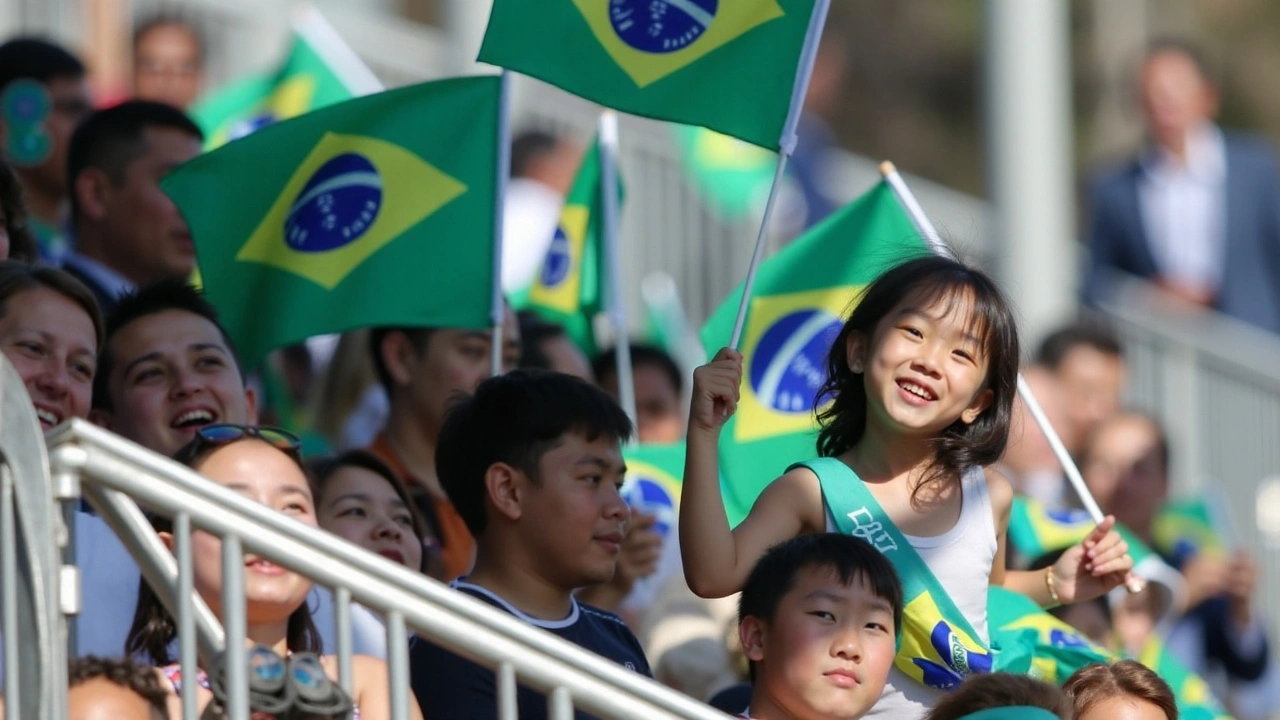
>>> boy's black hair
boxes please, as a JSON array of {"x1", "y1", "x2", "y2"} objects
[
  {"x1": 1036, "y1": 322, "x2": 1123, "y2": 370},
  {"x1": 516, "y1": 311, "x2": 569, "y2": 371},
  {"x1": 816, "y1": 255, "x2": 1021, "y2": 505},
  {"x1": 67, "y1": 100, "x2": 203, "y2": 225},
  {"x1": 368, "y1": 326, "x2": 436, "y2": 393},
  {"x1": 436, "y1": 369, "x2": 633, "y2": 537},
  {"x1": 738, "y1": 534, "x2": 904, "y2": 681},
  {"x1": 94, "y1": 279, "x2": 241, "y2": 411},
  {"x1": 593, "y1": 343, "x2": 682, "y2": 395},
  {"x1": 69, "y1": 655, "x2": 169, "y2": 720},
  {"x1": 0, "y1": 37, "x2": 85, "y2": 93}
]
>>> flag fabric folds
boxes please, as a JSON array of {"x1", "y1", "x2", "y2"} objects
[
  {"x1": 191, "y1": 10, "x2": 372, "y2": 149},
  {"x1": 478, "y1": 0, "x2": 819, "y2": 150},
  {"x1": 164, "y1": 77, "x2": 502, "y2": 367},
  {"x1": 525, "y1": 142, "x2": 618, "y2": 355},
  {"x1": 700, "y1": 181, "x2": 928, "y2": 525}
]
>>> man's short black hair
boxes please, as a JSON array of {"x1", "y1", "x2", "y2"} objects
[
  {"x1": 94, "y1": 279, "x2": 240, "y2": 411},
  {"x1": 738, "y1": 534, "x2": 904, "y2": 681},
  {"x1": 133, "y1": 13, "x2": 206, "y2": 61},
  {"x1": 0, "y1": 37, "x2": 85, "y2": 93},
  {"x1": 69, "y1": 655, "x2": 169, "y2": 720},
  {"x1": 1036, "y1": 323, "x2": 1124, "y2": 370},
  {"x1": 517, "y1": 311, "x2": 570, "y2": 371},
  {"x1": 510, "y1": 129, "x2": 561, "y2": 179},
  {"x1": 369, "y1": 326, "x2": 436, "y2": 394},
  {"x1": 593, "y1": 343, "x2": 682, "y2": 394},
  {"x1": 66, "y1": 100, "x2": 203, "y2": 225},
  {"x1": 437, "y1": 369, "x2": 633, "y2": 537}
]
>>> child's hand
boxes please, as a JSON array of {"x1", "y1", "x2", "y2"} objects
[
  {"x1": 1048, "y1": 515, "x2": 1140, "y2": 604},
  {"x1": 690, "y1": 348, "x2": 743, "y2": 434}
]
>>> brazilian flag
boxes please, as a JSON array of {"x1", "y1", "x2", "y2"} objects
[
  {"x1": 163, "y1": 77, "x2": 502, "y2": 367},
  {"x1": 700, "y1": 182, "x2": 928, "y2": 525},
  {"x1": 673, "y1": 124, "x2": 777, "y2": 221},
  {"x1": 479, "y1": 0, "x2": 820, "y2": 150},
  {"x1": 622, "y1": 442, "x2": 686, "y2": 541},
  {"x1": 525, "y1": 141, "x2": 620, "y2": 355},
  {"x1": 191, "y1": 9, "x2": 374, "y2": 149}
]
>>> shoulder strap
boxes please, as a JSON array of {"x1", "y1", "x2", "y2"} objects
[{"x1": 792, "y1": 457, "x2": 994, "y2": 691}]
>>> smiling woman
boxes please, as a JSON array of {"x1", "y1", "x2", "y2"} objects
[{"x1": 0, "y1": 260, "x2": 103, "y2": 428}]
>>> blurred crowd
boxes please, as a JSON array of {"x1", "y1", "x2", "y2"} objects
[{"x1": 0, "y1": 11, "x2": 1278, "y2": 720}]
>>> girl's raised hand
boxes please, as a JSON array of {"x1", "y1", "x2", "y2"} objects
[
  {"x1": 1048, "y1": 515, "x2": 1141, "y2": 604},
  {"x1": 690, "y1": 348, "x2": 743, "y2": 433}
]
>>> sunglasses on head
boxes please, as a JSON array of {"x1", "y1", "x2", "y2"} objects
[{"x1": 193, "y1": 424, "x2": 301, "y2": 455}]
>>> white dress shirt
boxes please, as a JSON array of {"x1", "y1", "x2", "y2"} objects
[{"x1": 1138, "y1": 124, "x2": 1228, "y2": 293}]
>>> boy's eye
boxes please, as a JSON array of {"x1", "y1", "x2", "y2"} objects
[
  {"x1": 866, "y1": 622, "x2": 890, "y2": 633},
  {"x1": 808, "y1": 610, "x2": 836, "y2": 622}
]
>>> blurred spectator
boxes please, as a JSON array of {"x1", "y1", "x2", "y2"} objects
[
  {"x1": 366, "y1": 305, "x2": 521, "y2": 581},
  {"x1": 923, "y1": 673, "x2": 1070, "y2": 720},
  {"x1": 1063, "y1": 661, "x2": 1177, "y2": 720},
  {"x1": 593, "y1": 343, "x2": 684, "y2": 444},
  {"x1": 410, "y1": 370, "x2": 649, "y2": 719},
  {"x1": 307, "y1": 450, "x2": 442, "y2": 579},
  {"x1": 1084, "y1": 39, "x2": 1280, "y2": 335},
  {"x1": 1082, "y1": 411, "x2": 1274, "y2": 711},
  {"x1": 131, "y1": 15, "x2": 204, "y2": 110},
  {"x1": 517, "y1": 310, "x2": 593, "y2": 380},
  {"x1": 997, "y1": 365, "x2": 1069, "y2": 506},
  {"x1": 64, "y1": 101, "x2": 202, "y2": 313},
  {"x1": 0, "y1": 38, "x2": 92, "y2": 264},
  {"x1": 0, "y1": 155, "x2": 38, "y2": 262},
  {"x1": 1036, "y1": 323, "x2": 1126, "y2": 457},
  {"x1": 311, "y1": 330, "x2": 386, "y2": 451},
  {"x1": 502, "y1": 130, "x2": 581, "y2": 294},
  {"x1": 67, "y1": 655, "x2": 168, "y2": 720}
]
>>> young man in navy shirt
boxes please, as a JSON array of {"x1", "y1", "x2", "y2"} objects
[{"x1": 410, "y1": 370, "x2": 650, "y2": 719}]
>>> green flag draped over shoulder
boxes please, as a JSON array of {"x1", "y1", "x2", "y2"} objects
[
  {"x1": 479, "y1": 0, "x2": 819, "y2": 150},
  {"x1": 700, "y1": 182, "x2": 927, "y2": 525},
  {"x1": 191, "y1": 10, "x2": 371, "y2": 149},
  {"x1": 163, "y1": 77, "x2": 502, "y2": 368},
  {"x1": 526, "y1": 141, "x2": 619, "y2": 354}
]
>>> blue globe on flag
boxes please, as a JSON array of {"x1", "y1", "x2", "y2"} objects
[
  {"x1": 284, "y1": 153, "x2": 383, "y2": 253},
  {"x1": 748, "y1": 308, "x2": 841, "y2": 415},
  {"x1": 540, "y1": 227, "x2": 573, "y2": 287},
  {"x1": 609, "y1": 0, "x2": 717, "y2": 54}
]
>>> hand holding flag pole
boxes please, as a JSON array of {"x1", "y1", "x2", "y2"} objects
[
  {"x1": 728, "y1": 0, "x2": 832, "y2": 350},
  {"x1": 879, "y1": 161, "x2": 1144, "y2": 593}
]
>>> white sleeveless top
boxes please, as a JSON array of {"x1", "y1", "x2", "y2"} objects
[{"x1": 823, "y1": 465, "x2": 998, "y2": 720}]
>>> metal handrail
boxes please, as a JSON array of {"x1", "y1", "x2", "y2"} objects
[
  {"x1": 0, "y1": 356, "x2": 67, "y2": 720},
  {"x1": 44, "y1": 419, "x2": 728, "y2": 720}
]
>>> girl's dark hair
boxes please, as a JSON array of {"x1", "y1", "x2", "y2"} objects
[
  {"x1": 0, "y1": 156, "x2": 38, "y2": 262},
  {"x1": 1064, "y1": 661, "x2": 1178, "y2": 720},
  {"x1": 816, "y1": 255, "x2": 1020, "y2": 504},
  {"x1": 125, "y1": 437, "x2": 323, "y2": 664},
  {"x1": 924, "y1": 672, "x2": 1071, "y2": 720},
  {"x1": 306, "y1": 449, "x2": 435, "y2": 573}
]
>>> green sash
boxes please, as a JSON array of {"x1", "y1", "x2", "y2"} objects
[{"x1": 797, "y1": 458, "x2": 997, "y2": 690}]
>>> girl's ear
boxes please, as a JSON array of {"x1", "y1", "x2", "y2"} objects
[
  {"x1": 961, "y1": 388, "x2": 995, "y2": 425},
  {"x1": 845, "y1": 331, "x2": 866, "y2": 374}
]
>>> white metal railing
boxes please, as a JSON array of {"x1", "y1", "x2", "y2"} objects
[{"x1": 30, "y1": 417, "x2": 729, "y2": 720}]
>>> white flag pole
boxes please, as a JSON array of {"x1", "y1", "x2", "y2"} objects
[
  {"x1": 293, "y1": 4, "x2": 385, "y2": 95},
  {"x1": 727, "y1": 0, "x2": 832, "y2": 350},
  {"x1": 490, "y1": 71, "x2": 512, "y2": 377},
  {"x1": 879, "y1": 161, "x2": 1107, "y2": 525},
  {"x1": 599, "y1": 111, "x2": 637, "y2": 426}
]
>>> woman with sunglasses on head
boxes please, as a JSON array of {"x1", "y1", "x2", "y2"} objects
[{"x1": 126, "y1": 424, "x2": 425, "y2": 720}]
